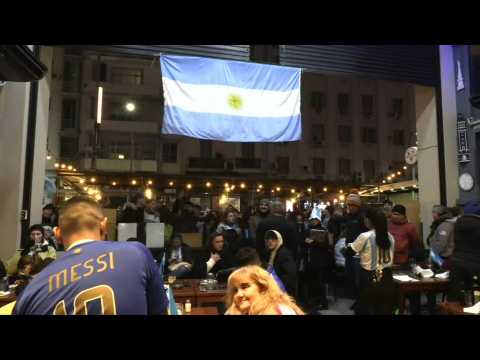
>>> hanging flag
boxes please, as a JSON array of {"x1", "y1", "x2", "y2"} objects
[{"x1": 160, "y1": 55, "x2": 302, "y2": 142}]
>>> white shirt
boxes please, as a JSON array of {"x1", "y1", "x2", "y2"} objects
[{"x1": 350, "y1": 230, "x2": 395, "y2": 271}]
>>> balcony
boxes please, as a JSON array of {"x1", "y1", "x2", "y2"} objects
[
  {"x1": 79, "y1": 158, "x2": 157, "y2": 172},
  {"x1": 234, "y1": 158, "x2": 264, "y2": 174},
  {"x1": 188, "y1": 158, "x2": 225, "y2": 171}
]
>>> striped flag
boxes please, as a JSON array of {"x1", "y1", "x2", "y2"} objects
[{"x1": 160, "y1": 55, "x2": 302, "y2": 142}]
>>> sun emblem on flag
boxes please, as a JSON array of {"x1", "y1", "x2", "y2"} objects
[{"x1": 227, "y1": 93, "x2": 243, "y2": 110}]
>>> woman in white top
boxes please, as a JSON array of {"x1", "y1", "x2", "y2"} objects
[{"x1": 343, "y1": 207, "x2": 395, "y2": 296}]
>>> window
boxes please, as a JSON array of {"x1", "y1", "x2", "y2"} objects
[
  {"x1": 312, "y1": 158, "x2": 325, "y2": 175},
  {"x1": 362, "y1": 95, "x2": 374, "y2": 118},
  {"x1": 338, "y1": 158, "x2": 351, "y2": 176},
  {"x1": 338, "y1": 125, "x2": 353, "y2": 143},
  {"x1": 389, "y1": 98, "x2": 404, "y2": 120},
  {"x1": 277, "y1": 157, "x2": 290, "y2": 173},
  {"x1": 61, "y1": 99, "x2": 77, "y2": 129},
  {"x1": 162, "y1": 143, "x2": 177, "y2": 163},
  {"x1": 60, "y1": 137, "x2": 78, "y2": 159},
  {"x1": 241, "y1": 143, "x2": 255, "y2": 159},
  {"x1": 363, "y1": 160, "x2": 376, "y2": 181},
  {"x1": 337, "y1": 93, "x2": 349, "y2": 116},
  {"x1": 109, "y1": 100, "x2": 144, "y2": 121},
  {"x1": 63, "y1": 59, "x2": 81, "y2": 92},
  {"x1": 311, "y1": 124, "x2": 325, "y2": 145},
  {"x1": 392, "y1": 130, "x2": 405, "y2": 146},
  {"x1": 361, "y1": 127, "x2": 377, "y2": 144},
  {"x1": 200, "y1": 140, "x2": 213, "y2": 158},
  {"x1": 310, "y1": 91, "x2": 326, "y2": 113},
  {"x1": 111, "y1": 67, "x2": 143, "y2": 85},
  {"x1": 135, "y1": 136, "x2": 156, "y2": 160}
]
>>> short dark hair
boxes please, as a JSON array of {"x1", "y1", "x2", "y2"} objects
[
  {"x1": 43, "y1": 204, "x2": 55, "y2": 211},
  {"x1": 29, "y1": 224, "x2": 45, "y2": 236},
  {"x1": 131, "y1": 192, "x2": 145, "y2": 204},
  {"x1": 17, "y1": 255, "x2": 35, "y2": 272},
  {"x1": 235, "y1": 247, "x2": 261, "y2": 267}
]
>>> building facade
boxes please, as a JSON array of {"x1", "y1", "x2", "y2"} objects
[{"x1": 46, "y1": 46, "x2": 416, "y2": 192}]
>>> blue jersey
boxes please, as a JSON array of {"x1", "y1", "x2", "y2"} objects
[{"x1": 13, "y1": 240, "x2": 168, "y2": 315}]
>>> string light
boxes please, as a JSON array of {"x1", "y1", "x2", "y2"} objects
[
  {"x1": 118, "y1": 154, "x2": 125, "y2": 160},
  {"x1": 224, "y1": 182, "x2": 229, "y2": 188},
  {"x1": 206, "y1": 181, "x2": 211, "y2": 188},
  {"x1": 46, "y1": 154, "x2": 52, "y2": 160},
  {"x1": 145, "y1": 188, "x2": 153, "y2": 200},
  {"x1": 291, "y1": 189, "x2": 295, "y2": 194},
  {"x1": 79, "y1": 179, "x2": 85, "y2": 184},
  {"x1": 131, "y1": 180, "x2": 137, "y2": 185},
  {"x1": 258, "y1": 184, "x2": 263, "y2": 189},
  {"x1": 382, "y1": 180, "x2": 386, "y2": 184},
  {"x1": 91, "y1": 177, "x2": 96, "y2": 183},
  {"x1": 112, "y1": 181, "x2": 117, "y2": 186},
  {"x1": 240, "y1": 183, "x2": 246, "y2": 189},
  {"x1": 323, "y1": 187, "x2": 328, "y2": 192},
  {"x1": 67, "y1": 165, "x2": 73, "y2": 171},
  {"x1": 169, "y1": 181, "x2": 174, "y2": 187},
  {"x1": 187, "y1": 183, "x2": 192, "y2": 189},
  {"x1": 230, "y1": 185, "x2": 236, "y2": 191},
  {"x1": 339, "y1": 190, "x2": 343, "y2": 194},
  {"x1": 54, "y1": 163, "x2": 59, "y2": 168},
  {"x1": 61, "y1": 164, "x2": 66, "y2": 169},
  {"x1": 387, "y1": 177, "x2": 392, "y2": 181},
  {"x1": 307, "y1": 188, "x2": 312, "y2": 193},
  {"x1": 276, "y1": 187, "x2": 281, "y2": 192},
  {"x1": 397, "y1": 171, "x2": 401, "y2": 176},
  {"x1": 339, "y1": 195, "x2": 345, "y2": 202},
  {"x1": 147, "y1": 180, "x2": 153, "y2": 185},
  {"x1": 403, "y1": 166, "x2": 407, "y2": 170}
]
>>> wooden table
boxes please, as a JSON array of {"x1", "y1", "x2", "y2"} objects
[
  {"x1": 170, "y1": 279, "x2": 227, "y2": 308},
  {"x1": 170, "y1": 280, "x2": 197, "y2": 306},
  {"x1": 437, "y1": 302, "x2": 469, "y2": 315},
  {"x1": 0, "y1": 293, "x2": 16, "y2": 307},
  {"x1": 393, "y1": 273, "x2": 449, "y2": 314},
  {"x1": 186, "y1": 306, "x2": 219, "y2": 315}
]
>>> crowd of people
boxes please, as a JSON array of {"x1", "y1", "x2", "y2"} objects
[{"x1": 2, "y1": 189, "x2": 480, "y2": 315}]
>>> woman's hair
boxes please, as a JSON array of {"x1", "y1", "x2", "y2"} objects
[
  {"x1": 17, "y1": 255, "x2": 35, "y2": 272},
  {"x1": 364, "y1": 207, "x2": 391, "y2": 264},
  {"x1": 225, "y1": 265, "x2": 304, "y2": 315}
]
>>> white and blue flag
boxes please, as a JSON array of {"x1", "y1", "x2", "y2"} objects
[{"x1": 160, "y1": 55, "x2": 302, "y2": 142}]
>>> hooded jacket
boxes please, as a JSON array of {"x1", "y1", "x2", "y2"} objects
[
  {"x1": 388, "y1": 218, "x2": 421, "y2": 265},
  {"x1": 429, "y1": 217, "x2": 456, "y2": 258},
  {"x1": 266, "y1": 230, "x2": 297, "y2": 296}
]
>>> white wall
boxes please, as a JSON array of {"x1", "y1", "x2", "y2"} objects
[{"x1": 0, "y1": 81, "x2": 31, "y2": 260}]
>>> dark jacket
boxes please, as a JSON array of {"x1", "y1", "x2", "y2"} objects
[
  {"x1": 193, "y1": 249, "x2": 234, "y2": 278},
  {"x1": 165, "y1": 244, "x2": 194, "y2": 266},
  {"x1": 256, "y1": 215, "x2": 297, "y2": 261},
  {"x1": 344, "y1": 211, "x2": 368, "y2": 245},
  {"x1": 268, "y1": 246, "x2": 298, "y2": 297},
  {"x1": 121, "y1": 204, "x2": 144, "y2": 223},
  {"x1": 447, "y1": 215, "x2": 480, "y2": 302},
  {"x1": 305, "y1": 223, "x2": 333, "y2": 270}
]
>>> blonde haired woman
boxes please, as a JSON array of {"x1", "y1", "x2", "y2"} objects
[{"x1": 225, "y1": 265, "x2": 304, "y2": 315}]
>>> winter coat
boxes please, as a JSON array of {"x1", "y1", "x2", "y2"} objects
[
  {"x1": 256, "y1": 215, "x2": 297, "y2": 261},
  {"x1": 216, "y1": 222, "x2": 242, "y2": 254},
  {"x1": 430, "y1": 217, "x2": 456, "y2": 258},
  {"x1": 305, "y1": 223, "x2": 332, "y2": 271},
  {"x1": 388, "y1": 220, "x2": 421, "y2": 265},
  {"x1": 266, "y1": 230, "x2": 298, "y2": 296},
  {"x1": 193, "y1": 248, "x2": 234, "y2": 278}
]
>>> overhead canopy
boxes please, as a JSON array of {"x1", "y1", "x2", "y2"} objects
[{"x1": 279, "y1": 45, "x2": 440, "y2": 87}]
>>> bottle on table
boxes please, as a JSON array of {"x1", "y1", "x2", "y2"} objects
[{"x1": 185, "y1": 299, "x2": 191, "y2": 313}]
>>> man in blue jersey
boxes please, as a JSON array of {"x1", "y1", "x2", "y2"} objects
[{"x1": 13, "y1": 196, "x2": 168, "y2": 315}]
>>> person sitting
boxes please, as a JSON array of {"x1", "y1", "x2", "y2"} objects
[
  {"x1": 216, "y1": 247, "x2": 262, "y2": 283},
  {"x1": 8, "y1": 255, "x2": 36, "y2": 287},
  {"x1": 224, "y1": 265, "x2": 304, "y2": 315},
  {"x1": 264, "y1": 230, "x2": 298, "y2": 297},
  {"x1": 164, "y1": 234, "x2": 193, "y2": 279},
  {"x1": 6, "y1": 225, "x2": 56, "y2": 276},
  {"x1": 193, "y1": 232, "x2": 234, "y2": 278}
]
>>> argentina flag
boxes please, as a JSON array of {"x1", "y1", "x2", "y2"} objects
[{"x1": 160, "y1": 55, "x2": 302, "y2": 142}]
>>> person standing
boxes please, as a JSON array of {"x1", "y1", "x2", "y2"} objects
[
  {"x1": 256, "y1": 200, "x2": 297, "y2": 262},
  {"x1": 13, "y1": 196, "x2": 168, "y2": 315},
  {"x1": 251, "y1": 199, "x2": 271, "y2": 254},
  {"x1": 343, "y1": 193, "x2": 368, "y2": 299}
]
